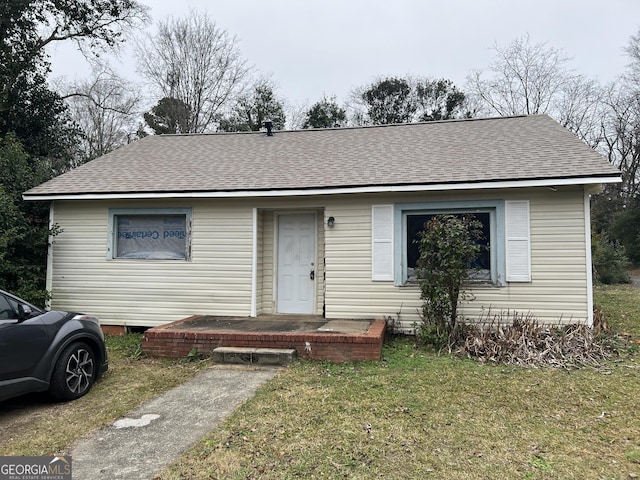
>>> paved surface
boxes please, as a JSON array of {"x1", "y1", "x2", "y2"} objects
[
  {"x1": 70, "y1": 365, "x2": 278, "y2": 479},
  {"x1": 165, "y1": 315, "x2": 372, "y2": 334}
]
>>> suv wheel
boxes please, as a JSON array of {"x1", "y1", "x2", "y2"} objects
[{"x1": 49, "y1": 342, "x2": 96, "y2": 401}]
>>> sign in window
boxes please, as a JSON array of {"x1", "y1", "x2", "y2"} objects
[{"x1": 115, "y1": 214, "x2": 188, "y2": 260}]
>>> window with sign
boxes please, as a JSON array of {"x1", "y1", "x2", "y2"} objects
[{"x1": 108, "y1": 209, "x2": 191, "y2": 260}]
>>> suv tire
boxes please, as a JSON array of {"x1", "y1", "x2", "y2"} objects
[{"x1": 49, "y1": 342, "x2": 96, "y2": 401}]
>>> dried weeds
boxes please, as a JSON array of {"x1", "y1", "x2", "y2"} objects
[{"x1": 456, "y1": 310, "x2": 616, "y2": 369}]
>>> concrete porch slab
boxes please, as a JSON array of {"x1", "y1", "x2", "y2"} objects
[{"x1": 142, "y1": 315, "x2": 386, "y2": 363}]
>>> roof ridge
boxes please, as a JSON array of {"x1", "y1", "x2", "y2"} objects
[{"x1": 160, "y1": 114, "x2": 537, "y2": 138}]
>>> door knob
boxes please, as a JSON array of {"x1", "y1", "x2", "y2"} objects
[{"x1": 310, "y1": 270, "x2": 315, "y2": 280}]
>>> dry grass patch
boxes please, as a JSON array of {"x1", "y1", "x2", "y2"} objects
[{"x1": 0, "y1": 334, "x2": 206, "y2": 456}]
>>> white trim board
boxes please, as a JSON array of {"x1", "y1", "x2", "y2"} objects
[{"x1": 24, "y1": 176, "x2": 621, "y2": 201}]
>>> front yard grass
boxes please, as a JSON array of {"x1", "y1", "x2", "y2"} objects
[
  {"x1": 595, "y1": 283, "x2": 640, "y2": 342},
  {"x1": 157, "y1": 285, "x2": 640, "y2": 479},
  {"x1": 0, "y1": 284, "x2": 638, "y2": 479}
]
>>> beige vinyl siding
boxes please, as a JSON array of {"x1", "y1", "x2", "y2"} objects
[
  {"x1": 50, "y1": 199, "x2": 255, "y2": 327},
  {"x1": 325, "y1": 197, "x2": 400, "y2": 318},
  {"x1": 50, "y1": 198, "x2": 328, "y2": 327},
  {"x1": 49, "y1": 187, "x2": 591, "y2": 329},
  {"x1": 325, "y1": 187, "x2": 590, "y2": 328}
]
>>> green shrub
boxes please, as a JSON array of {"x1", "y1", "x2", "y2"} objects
[
  {"x1": 611, "y1": 202, "x2": 640, "y2": 265},
  {"x1": 592, "y1": 232, "x2": 630, "y2": 284},
  {"x1": 415, "y1": 214, "x2": 484, "y2": 347}
]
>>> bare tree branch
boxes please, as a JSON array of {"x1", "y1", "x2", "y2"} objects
[
  {"x1": 466, "y1": 34, "x2": 605, "y2": 149},
  {"x1": 467, "y1": 34, "x2": 574, "y2": 117},
  {"x1": 135, "y1": 10, "x2": 252, "y2": 133},
  {"x1": 62, "y1": 62, "x2": 142, "y2": 164}
]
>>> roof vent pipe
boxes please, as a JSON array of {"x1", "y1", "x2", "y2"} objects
[{"x1": 264, "y1": 121, "x2": 273, "y2": 136}]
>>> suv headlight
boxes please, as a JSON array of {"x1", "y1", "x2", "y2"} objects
[{"x1": 73, "y1": 314, "x2": 100, "y2": 326}]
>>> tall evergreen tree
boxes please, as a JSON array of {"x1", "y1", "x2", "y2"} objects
[
  {"x1": 217, "y1": 80, "x2": 286, "y2": 132},
  {"x1": 0, "y1": 0, "x2": 147, "y2": 304},
  {"x1": 350, "y1": 76, "x2": 472, "y2": 125},
  {"x1": 144, "y1": 97, "x2": 191, "y2": 135},
  {"x1": 303, "y1": 96, "x2": 347, "y2": 128}
]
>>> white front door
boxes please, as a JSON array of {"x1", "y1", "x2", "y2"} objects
[{"x1": 277, "y1": 213, "x2": 316, "y2": 314}]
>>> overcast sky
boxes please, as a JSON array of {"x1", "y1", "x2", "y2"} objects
[{"x1": 49, "y1": 0, "x2": 640, "y2": 109}]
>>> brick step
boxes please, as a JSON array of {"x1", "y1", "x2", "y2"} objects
[{"x1": 212, "y1": 347, "x2": 297, "y2": 366}]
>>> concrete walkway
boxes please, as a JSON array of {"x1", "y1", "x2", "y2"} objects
[{"x1": 70, "y1": 365, "x2": 278, "y2": 479}]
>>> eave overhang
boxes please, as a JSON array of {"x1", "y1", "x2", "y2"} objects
[{"x1": 23, "y1": 175, "x2": 622, "y2": 202}]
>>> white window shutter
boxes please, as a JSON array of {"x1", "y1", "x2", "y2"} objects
[
  {"x1": 505, "y1": 200, "x2": 531, "y2": 282},
  {"x1": 371, "y1": 205, "x2": 394, "y2": 281}
]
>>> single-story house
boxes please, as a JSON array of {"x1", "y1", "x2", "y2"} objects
[{"x1": 24, "y1": 115, "x2": 621, "y2": 332}]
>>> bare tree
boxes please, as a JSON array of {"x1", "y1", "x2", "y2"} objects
[
  {"x1": 556, "y1": 77, "x2": 606, "y2": 148},
  {"x1": 611, "y1": 29, "x2": 640, "y2": 199},
  {"x1": 589, "y1": 30, "x2": 640, "y2": 202},
  {"x1": 591, "y1": 31, "x2": 640, "y2": 266},
  {"x1": 62, "y1": 62, "x2": 142, "y2": 165},
  {"x1": 285, "y1": 101, "x2": 310, "y2": 130},
  {"x1": 467, "y1": 34, "x2": 605, "y2": 147},
  {"x1": 135, "y1": 10, "x2": 251, "y2": 133},
  {"x1": 624, "y1": 29, "x2": 640, "y2": 88},
  {"x1": 467, "y1": 34, "x2": 573, "y2": 116},
  {"x1": 600, "y1": 82, "x2": 640, "y2": 201}
]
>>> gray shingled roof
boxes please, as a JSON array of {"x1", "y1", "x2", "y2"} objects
[{"x1": 24, "y1": 115, "x2": 620, "y2": 198}]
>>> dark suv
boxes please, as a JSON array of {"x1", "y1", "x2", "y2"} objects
[{"x1": 0, "y1": 289, "x2": 108, "y2": 402}]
